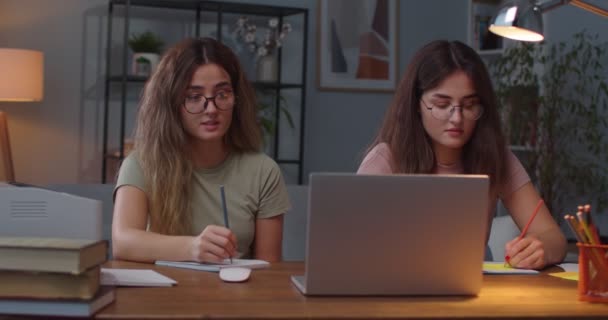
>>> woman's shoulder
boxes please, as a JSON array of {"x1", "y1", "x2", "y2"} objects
[
  {"x1": 115, "y1": 150, "x2": 148, "y2": 194},
  {"x1": 358, "y1": 142, "x2": 395, "y2": 174},
  {"x1": 118, "y1": 151, "x2": 142, "y2": 172},
  {"x1": 122, "y1": 150, "x2": 139, "y2": 162},
  {"x1": 504, "y1": 149, "x2": 527, "y2": 173},
  {"x1": 230, "y1": 152, "x2": 284, "y2": 187},
  {"x1": 497, "y1": 149, "x2": 531, "y2": 198},
  {"x1": 365, "y1": 143, "x2": 394, "y2": 163},
  {"x1": 236, "y1": 151, "x2": 274, "y2": 163},
  {"x1": 369, "y1": 142, "x2": 392, "y2": 156}
]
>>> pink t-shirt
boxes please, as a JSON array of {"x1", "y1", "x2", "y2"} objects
[{"x1": 357, "y1": 143, "x2": 530, "y2": 243}]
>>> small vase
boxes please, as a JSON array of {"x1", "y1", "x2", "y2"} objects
[
  {"x1": 131, "y1": 52, "x2": 160, "y2": 77},
  {"x1": 256, "y1": 55, "x2": 278, "y2": 82}
]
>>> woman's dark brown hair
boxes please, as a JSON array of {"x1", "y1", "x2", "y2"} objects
[{"x1": 371, "y1": 40, "x2": 508, "y2": 194}]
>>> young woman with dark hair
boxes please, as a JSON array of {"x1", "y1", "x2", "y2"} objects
[{"x1": 358, "y1": 40, "x2": 566, "y2": 269}]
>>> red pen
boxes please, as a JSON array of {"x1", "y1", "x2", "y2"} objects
[{"x1": 505, "y1": 199, "x2": 544, "y2": 265}]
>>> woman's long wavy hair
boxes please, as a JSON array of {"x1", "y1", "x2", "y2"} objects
[
  {"x1": 134, "y1": 37, "x2": 262, "y2": 235},
  {"x1": 370, "y1": 40, "x2": 508, "y2": 195}
]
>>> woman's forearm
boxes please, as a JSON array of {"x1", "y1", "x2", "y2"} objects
[{"x1": 112, "y1": 228, "x2": 193, "y2": 263}]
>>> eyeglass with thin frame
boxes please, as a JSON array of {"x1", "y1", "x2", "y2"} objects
[
  {"x1": 183, "y1": 89, "x2": 235, "y2": 114},
  {"x1": 420, "y1": 99, "x2": 484, "y2": 121}
]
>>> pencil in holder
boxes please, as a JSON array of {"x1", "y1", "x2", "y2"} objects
[{"x1": 577, "y1": 243, "x2": 608, "y2": 302}]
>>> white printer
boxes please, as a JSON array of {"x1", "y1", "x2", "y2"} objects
[{"x1": 0, "y1": 183, "x2": 102, "y2": 240}]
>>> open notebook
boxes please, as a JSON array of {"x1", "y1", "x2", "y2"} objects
[{"x1": 155, "y1": 259, "x2": 269, "y2": 272}]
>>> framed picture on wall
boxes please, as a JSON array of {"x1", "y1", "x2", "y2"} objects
[{"x1": 317, "y1": 0, "x2": 398, "y2": 92}]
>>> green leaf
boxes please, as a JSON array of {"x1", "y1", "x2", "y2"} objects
[{"x1": 128, "y1": 31, "x2": 164, "y2": 53}]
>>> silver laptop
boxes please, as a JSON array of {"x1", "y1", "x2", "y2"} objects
[{"x1": 291, "y1": 173, "x2": 489, "y2": 296}]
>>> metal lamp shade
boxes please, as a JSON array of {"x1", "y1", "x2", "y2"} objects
[{"x1": 489, "y1": 2, "x2": 544, "y2": 42}]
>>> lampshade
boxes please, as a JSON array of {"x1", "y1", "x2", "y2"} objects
[
  {"x1": 0, "y1": 49, "x2": 44, "y2": 101},
  {"x1": 489, "y1": 2, "x2": 544, "y2": 42},
  {"x1": 489, "y1": 0, "x2": 608, "y2": 42}
]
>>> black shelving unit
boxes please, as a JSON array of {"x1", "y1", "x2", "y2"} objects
[{"x1": 102, "y1": 0, "x2": 308, "y2": 184}]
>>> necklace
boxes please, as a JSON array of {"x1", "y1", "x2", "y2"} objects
[{"x1": 437, "y1": 161, "x2": 459, "y2": 169}]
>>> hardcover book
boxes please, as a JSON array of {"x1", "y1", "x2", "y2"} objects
[
  {"x1": 0, "y1": 266, "x2": 100, "y2": 299},
  {"x1": 0, "y1": 237, "x2": 107, "y2": 274},
  {"x1": 0, "y1": 286, "x2": 114, "y2": 317}
]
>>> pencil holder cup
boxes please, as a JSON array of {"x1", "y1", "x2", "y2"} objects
[{"x1": 577, "y1": 243, "x2": 608, "y2": 302}]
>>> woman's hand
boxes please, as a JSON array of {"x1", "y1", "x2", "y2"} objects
[
  {"x1": 190, "y1": 225, "x2": 237, "y2": 263},
  {"x1": 504, "y1": 236, "x2": 545, "y2": 270}
]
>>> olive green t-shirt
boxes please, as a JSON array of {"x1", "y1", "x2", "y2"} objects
[{"x1": 115, "y1": 151, "x2": 291, "y2": 258}]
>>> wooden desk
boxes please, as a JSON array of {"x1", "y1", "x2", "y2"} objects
[{"x1": 97, "y1": 261, "x2": 608, "y2": 319}]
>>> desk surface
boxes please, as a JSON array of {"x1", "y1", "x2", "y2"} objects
[{"x1": 96, "y1": 261, "x2": 608, "y2": 320}]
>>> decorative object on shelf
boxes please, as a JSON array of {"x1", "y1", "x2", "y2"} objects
[
  {"x1": 128, "y1": 31, "x2": 164, "y2": 77},
  {"x1": 317, "y1": 0, "x2": 398, "y2": 92},
  {"x1": 490, "y1": 30, "x2": 608, "y2": 219},
  {"x1": 256, "y1": 54, "x2": 278, "y2": 82},
  {"x1": 234, "y1": 16, "x2": 292, "y2": 82},
  {"x1": 0, "y1": 48, "x2": 44, "y2": 182}
]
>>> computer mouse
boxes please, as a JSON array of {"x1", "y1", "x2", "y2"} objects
[{"x1": 219, "y1": 267, "x2": 251, "y2": 283}]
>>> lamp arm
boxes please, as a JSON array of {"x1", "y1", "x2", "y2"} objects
[
  {"x1": 538, "y1": 0, "x2": 608, "y2": 17},
  {"x1": 569, "y1": 0, "x2": 608, "y2": 17}
]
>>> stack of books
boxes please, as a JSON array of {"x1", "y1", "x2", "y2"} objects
[{"x1": 0, "y1": 237, "x2": 114, "y2": 317}]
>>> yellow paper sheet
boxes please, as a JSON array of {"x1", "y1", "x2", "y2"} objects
[
  {"x1": 482, "y1": 262, "x2": 538, "y2": 274},
  {"x1": 549, "y1": 272, "x2": 579, "y2": 281}
]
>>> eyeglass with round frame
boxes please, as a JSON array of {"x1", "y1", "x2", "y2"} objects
[
  {"x1": 183, "y1": 89, "x2": 235, "y2": 114},
  {"x1": 420, "y1": 99, "x2": 484, "y2": 121}
]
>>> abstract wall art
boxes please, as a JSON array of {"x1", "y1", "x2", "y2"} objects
[{"x1": 317, "y1": 0, "x2": 398, "y2": 92}]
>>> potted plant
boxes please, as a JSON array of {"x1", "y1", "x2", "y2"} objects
[
  {"x1": 128, "y1": 31, "x2": 164, "y2": 77},
  {"x1": 490, "y1": 31, "x2": 608, "y2": 221},
  {"x1": 256, "y1": 90, "x2": 295, "y2": 145}
]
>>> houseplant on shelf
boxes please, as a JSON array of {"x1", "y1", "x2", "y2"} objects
[
  {"x1": 128, "y1": 31, "x2": 164, "y2": 77},
  {"x1": 489, "y1": 30, "x2": 608, "y2": 220},
  {"x1": 257, "y1": 90, "x2": 295, "y2": 146}
]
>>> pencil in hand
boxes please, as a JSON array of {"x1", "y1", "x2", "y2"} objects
[
  {"x1": 505, "y1": 199, "x2": 544, "y2": 266},
  {"x1": 220, "y1": 185, "x2": 233, "y2": 264}
]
